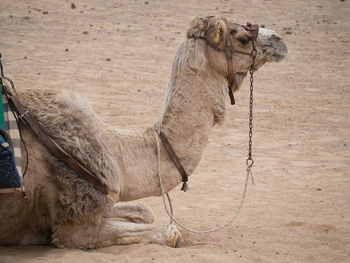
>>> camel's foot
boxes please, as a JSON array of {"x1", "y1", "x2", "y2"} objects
[
  {"x1": 167, "y1": 224, "x2": 181, "y2": 248},
  {"x1": 52, "y1": 220, "x2": 181, "y2": 249},
  {"x1": 106, "y1": 202, "x2": 154, "y2": 224}
]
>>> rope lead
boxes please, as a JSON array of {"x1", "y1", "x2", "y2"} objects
[
  {"x1": 154, "y1": 128, "x2": 252, "y2": 234},
  {"x1": 246, "y1": 167, "x2": 255, "y2": 185}
]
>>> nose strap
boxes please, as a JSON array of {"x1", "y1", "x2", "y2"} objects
[{"x1": 243, "y1": 23, "x2": 259, "y2": 40}]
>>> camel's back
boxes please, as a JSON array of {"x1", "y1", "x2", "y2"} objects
[
  {"x1": 0, "y1": 89, "x2": 115, "y2": 245},
  {"x1": 17, "y1": 89, "x2": 120, "y2": 191}
]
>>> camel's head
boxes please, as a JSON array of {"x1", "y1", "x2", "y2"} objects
[{"x1": 187, "y1": 16, "x2": 288, "y2": 91}]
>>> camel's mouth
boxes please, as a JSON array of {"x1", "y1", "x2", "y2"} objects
[
  {"x1": 257, "y1": 28, "x2": 288, "y2": 63},
  {"x1": 272, "y1": 52, "x2": 286, "y2": 62}
]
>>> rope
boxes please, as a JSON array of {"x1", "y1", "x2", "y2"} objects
[
  {"x1": 154, "y1": 128, "x2": 254, "y2": 234},
  {"x1": 153, "y1": 32, "x2": 257, "y2": 233}
]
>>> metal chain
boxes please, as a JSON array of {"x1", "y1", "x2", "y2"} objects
[
  {"x1": 246, "y1": 38, "x2": 256, "y2": 169},
  {"x1": 154, "y1": 38, "x2": 258, "y2": 233},
  {"x1": 246, "y1": 67, "x2": 254, "y2": 168}
]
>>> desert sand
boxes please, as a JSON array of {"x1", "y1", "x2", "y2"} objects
[{"x1": 0, "y1": 0, "x2": 349, "y2": 262}]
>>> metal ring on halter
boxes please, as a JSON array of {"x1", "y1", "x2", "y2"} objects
[
  {"x1": 246, "y1": 158, "x2": 254, "y2": 168},
  {"x1": 20, "y1": 111, "x2": 29, "y2": 118}
]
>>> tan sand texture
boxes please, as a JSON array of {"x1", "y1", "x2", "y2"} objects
[{"x1": 0, "y1": 0, "x2": 349, "y2": 262}]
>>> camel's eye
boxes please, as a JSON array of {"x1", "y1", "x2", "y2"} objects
[
  {"x1": 237, "y1": 34, "x2": 252, "y2": 45},
  {"x1": 230, "y1": 29, "x2": 237, "y2": 35}
]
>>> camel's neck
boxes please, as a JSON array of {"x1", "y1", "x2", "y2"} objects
[
  {"x1": 159, "y1": 83, "x2": 215, "y2": 177},
  {"x1": 117, "y1": 41, "x2": 228, "y2": 201}
]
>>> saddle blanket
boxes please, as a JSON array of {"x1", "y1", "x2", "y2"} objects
[{"x1": 0, "y1": 78, "x2": 23, "y2": 193}]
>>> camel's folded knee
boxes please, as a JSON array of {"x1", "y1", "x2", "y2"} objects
[{"x1": 107, "y1": 202, "x2": 154, "y2": 224}]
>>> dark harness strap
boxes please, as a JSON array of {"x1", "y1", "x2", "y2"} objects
[
  {"x1": 162, "y1": 17, "x2": 259, "y2": 192},
  {"x1": 159, "y1": 131, "x2": 189, "y2": 192},
  {"x1": 221, "y1": 17, "x2": 235, "y2": 105},
  {"x1": 199, "y1": 18, "x2": 259, "y2": 105},
  {"x1": 5, "y1": 91, "x2": 108, "y2": 195}
]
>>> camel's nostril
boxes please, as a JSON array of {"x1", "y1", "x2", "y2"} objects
[{"x1": 271, "y1": 34, "x2": 281, "y2": 41}]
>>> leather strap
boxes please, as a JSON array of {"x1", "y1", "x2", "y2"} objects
[
  {"x1": 200, "y1": 18, "x2": 259, "y2": 106},
  {"x1": 222, "y1": 18, "x2": 236, "y2": 105},
  {"x1": 243, "y1": 23, "x2": 259, "y2": 40},
  {"x1": 203, "y1": 16, "x2": 214, "y2": 30},
  {"x1": 221, "y1": 18, "x2": 234, "y2": 86},
  {"x1": 159, "y1": 131, "x2": 188, "y2": 184},
  {"x1": 6, "y1": 93, "x2": 108, "y2": 195}
]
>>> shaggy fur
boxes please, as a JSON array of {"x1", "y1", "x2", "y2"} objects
[
  {"x1": 0, "y1": 16, "x2": 288, "y2": 248},
  {"x1": 18, "y1": 90, "x2": 120, "y2": 193},
  {"x1": 53, "y1": 161, "x2": 109, "y2": 224}
]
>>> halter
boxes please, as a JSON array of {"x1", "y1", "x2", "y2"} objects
[
  {"x1": 198, "y1": 17, "x2": 259, "y2": 105},
  {"x1": 160, "y1": 18, "x2": 260, "y2": 192},
  {"x1": 155, "y1": 17, "x2": 260, "y2": 233}
]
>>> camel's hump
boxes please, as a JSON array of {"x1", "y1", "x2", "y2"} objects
[{"x1": 16, "y1": 89, "x2": 120, "y2": 192}]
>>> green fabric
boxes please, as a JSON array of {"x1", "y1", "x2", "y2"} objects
[{"x1": 0, "y1": 81, "x2": 5, "y2": 130}]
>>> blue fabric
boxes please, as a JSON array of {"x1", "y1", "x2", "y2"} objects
[{"x1": 0, "y1": 137, "x2": 21, "y2": 187}]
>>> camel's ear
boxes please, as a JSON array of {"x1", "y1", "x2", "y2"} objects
[
  {"x1": 186, "y1": 17, "x2": 207, "y2": 39},
  {"x1": 212, "y1": 20, "x2": 225, "y2": 44}
]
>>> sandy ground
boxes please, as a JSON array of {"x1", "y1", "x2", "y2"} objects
[{"x1": 0, "y1": 0, "x2": 349, "y2": 262}]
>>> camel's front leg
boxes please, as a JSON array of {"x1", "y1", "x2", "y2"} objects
[
  {"x1": 52, "y1": 219, "x2": 181, "y2": 249},
  {"x1": 105, "y1": 202, "x2": 154, "y2": 224}
]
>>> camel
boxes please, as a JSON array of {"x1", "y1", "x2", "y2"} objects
[{"x1": 0, "y1": 16, "x2": 288, "y2": 248}]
